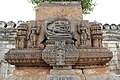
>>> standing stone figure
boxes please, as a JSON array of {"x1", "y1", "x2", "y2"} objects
[
  {"x1": 78, "y1": 23, "x2": 89, "y2": 46},
  {"x1": 27, "y1": 26, "x2": 37, "y2": 48}
]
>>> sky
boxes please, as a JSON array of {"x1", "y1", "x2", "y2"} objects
[
  {"x1": 84, "y1": 0, "x2": 120, "y2": 24},
  {"x1": 0, "y1": 0, "x2": 120, "y2": 24}
]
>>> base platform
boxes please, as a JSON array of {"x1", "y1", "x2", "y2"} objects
[{"x1": 4, "y1": 67, "x2": 120, "y2": 80}]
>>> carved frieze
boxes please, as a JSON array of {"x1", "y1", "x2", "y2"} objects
[
  {"x1": 5, "y1": 49, "x2": 49, "y2": 67},
  {"x1": 73, "y1": 48, "x2": 113, "y2": 69},
  {"x1": 5, "y1": 18, "x2": 113, "y2": 69},
  {"x1": 42, "y1": 16, "x2": 79, "y2": 68},
  {"x1": 4, "y1": 14, "x2": 113, "y2": 70},
  {"x1": 3, "y1": 2, "x2": 118, "y2": 80}
]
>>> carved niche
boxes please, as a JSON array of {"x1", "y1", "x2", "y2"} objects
[
  {"x1": 27, "y1": 26, "x2": 37, "y2": 48},
  {"x1": 15, "y1": 20, "x2": 45, "y2": 49},
  {"x1": 42, "y1": 16, "x2": 79, "y2": 68},
  {"x1": 75, "y1": 21, "x2": 91, "y2": 48},
  {"x1": 45, "y1": 17, "x2": 72, "y2": 38}
]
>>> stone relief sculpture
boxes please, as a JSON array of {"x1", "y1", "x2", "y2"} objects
[
  {"x1": 27, "y1": 26, "x2": 37, "y2": 48},
  {"x1": 42, "y1": 16, "x2": 79, "y2": 69},
  {"x1": 90, "y1": 21, "x2": 103, "y2": 47},
  {"x1": 46, "y1": 18, "x2": 71, "y2": 36},
  {"x1": 56, "y1": 48, "x2": 65, "y2": 65},
  {"x1": 36, "y1": 21, "x2": 47, "y2": 49},
  {"x1": 80, "y1": 29, "x2": 89, "y2": 45},
  {"x1": 4, "y1": 2, "x2": 118, "y2": 80},
  {"x1": 76, "y1": 22, "x2": 90, "y2": 47},
  {"x1": 55, "y1": 41, "x2": 66, "y2": 66},
  {"x1": 79, "y1": 28, "x2": 88, "y2": 45}
]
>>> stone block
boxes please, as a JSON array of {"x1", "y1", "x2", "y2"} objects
[
  {"x1": 49, "y1": 69, "x2": 85, "y2": 80},
  {"x1": 36, "y1": 2, "x2": 83, "y2": 21},
  {"x1": 83, "y1": 67, "x2": 110, "y2": 75}
]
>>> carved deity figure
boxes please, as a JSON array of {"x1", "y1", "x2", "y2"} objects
[
  {"x1": 56, "y1": 49, "x2": 65, "y2": 65},
  {"x1": 27, "y1": 26, "x2": 37, "y2": 48},
  {"x1": 54, "y1": 20, "x2": 70, "y2": 33},
  {"x1": 46, "y1": 20, "x2": 71, "y2": 36},
  {"x1": 78, "y1": 23, "x2": 89, "y2": 46},
  {"x1": 80, "y1": 28, "x2": 88, "y2": 45},
  {"x1": 55, "y1": 40, "x2": 66, "y2": 65}
]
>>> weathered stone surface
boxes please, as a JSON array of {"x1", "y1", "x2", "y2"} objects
[
  {"x1": 83, "y1": 68, "x2": 120, "y2": 80},
  {"x1": 4, "y1": 68, "x2": 120, "y2": 80},
  {"x1": 5, "y1": 76, "x2": 47, "y2": 80},
  {"x1": 5, "y1": 48, "x2": 50, "y2": 67},
  {"x1": 13, "y1": 68, "x2": 50, "y2": 76},
  {"x1": 83, "y1": 67, "x2": 110, "y2": 74},
  {"x1": 4, "y1": 1, "x2": 119, "y2": 80},
  {"x1": 84, "y1": 74, "x2": 120, "y2": 80},
  {"x1": 73, "y1": 48, "x2": 112, "y2": 69},
  {"x1": 36, "y1": 2, "x2": 83, "y2": 21}
]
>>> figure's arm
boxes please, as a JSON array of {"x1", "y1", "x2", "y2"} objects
[
  {"x1": 77, "y1": 26, "x2": 81, "y2": 34},
  {"x1": 36, "y1": 26, "x2": 40, "y2": 35},
  {"x1": 86, "y1": 30, "x2": 90, "y2": 40},
  {"x1": 27, "y1": 29, "x2": 31, "y2": 40}
]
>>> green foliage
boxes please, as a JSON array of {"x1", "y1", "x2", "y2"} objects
[
  {"x1": 81, "y1": 0, "x2": 96, "y2": 14},
  {"x1": 28, "y1": 0, "x2": 42, "y2": 6},
  {"x1": 28, "y1": 0, "x2": 96, "y2": 14}
]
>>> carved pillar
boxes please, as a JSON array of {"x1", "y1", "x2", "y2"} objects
[
  {"x1": 90, "y1": 22, "x2": 103, "y2": 48},
  {"x1": 16, "y1": 23, "x2": 28, "y2": 48}
]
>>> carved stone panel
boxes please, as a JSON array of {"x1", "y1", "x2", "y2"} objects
[
  {"x1": 27, "y1": 26, "x2": 37, "y2": 48},
  {"x1": 45, "y1": 16, "x2": 72, "y2": 38},
  {"x1": 42, "y1": 17, "x2": 79, "y2": 68},
  {"x1": 75, "y1": 21, "x2": 91, "y2": 48}
]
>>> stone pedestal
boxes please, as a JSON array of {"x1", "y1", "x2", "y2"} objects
[
  {"x1": 48, "y1": 69, "x2": 85, "y2": 80},
  {"x1": 83, "y1": 68, "x2": 119, "y2": 80},
  {"x1": 4, "y1": 67, "x2": 49, "y2": 80},
  {"x1": 4, "y1": 67, "x2": 120, "y2": 80}
]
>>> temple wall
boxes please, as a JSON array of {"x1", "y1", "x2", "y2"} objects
[
  {"x1": 0, "y1": 21, "x2": 120, "y2": 79},
  {"x1": 0, "y1": 26, "x2": 16, "y2": 79},
  {"x1": 101, "y1": 23, "x2": 120, "y2": 75}
]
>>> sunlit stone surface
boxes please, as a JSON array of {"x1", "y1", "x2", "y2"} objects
[{"x1": 4, "y1": 1, "x2": 120, "y2": 80}]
